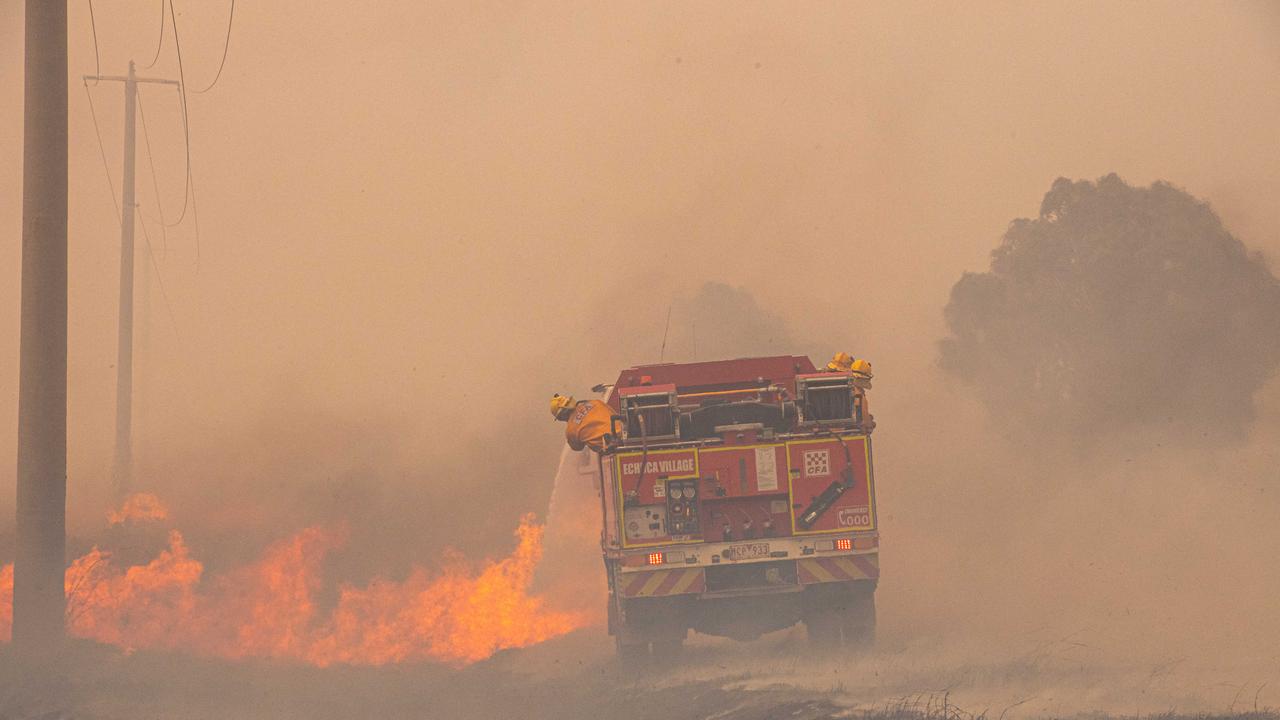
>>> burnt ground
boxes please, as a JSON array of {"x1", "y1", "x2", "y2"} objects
[{"x1": 1, "y1": 628, "x2": 1277, "y2": 720}]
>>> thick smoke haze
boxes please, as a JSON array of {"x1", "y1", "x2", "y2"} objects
[
  {"x1": 1, "y1": 2, "x2": 1277, "y2": 543},
  {"x1": 1, "y1": 1, "x2": 1279, "y2": 716}
]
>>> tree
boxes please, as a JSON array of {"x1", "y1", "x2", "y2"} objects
[
  {"x1": 939, "y1": 174, "x2": 1280, "y2": 442},
  {"x1": 675, "y1": 282, "x2": 794, "y2": 362}
]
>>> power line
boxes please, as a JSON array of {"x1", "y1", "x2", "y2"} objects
[
  {"x1": 192, "y1": 0, "x2": 235, "y2": 94},
  {"x1": 136, "y1": 87, "x2": 170, "y2": 256},
  {"x1": 189, "y1": 168, "x2": 202, "y2": 268},
  {"x1": 165, "y1": 0, "x2": 193, "y2": 226},
  {"x1": 136, "y1": 205, "x2": 181, "y2": 340},
  {"x1": 87, "y1": 0, "x2": 102, "y2": 84},
  {"x1": 83, "y1": 80, "x2": 121, "y2": 225},
  {"x1": 142, "y1": 0, "x2": 165, "y2": 69}
]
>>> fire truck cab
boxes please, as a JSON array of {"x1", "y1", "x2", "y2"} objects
[{"x1": 593, "y1": 355, "x2": 879, "y2": 661}]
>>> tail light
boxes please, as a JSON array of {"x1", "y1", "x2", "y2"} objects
[
  {"x1": 815, "y1": 538, "x2": 855, "y2": 552},
  {"x1": 641, "y1": 550, "x2": 687, "y2": 566}
]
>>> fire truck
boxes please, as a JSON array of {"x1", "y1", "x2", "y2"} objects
[{"x1": 591, "y1": 355, "x2": 879, "y2": 661}]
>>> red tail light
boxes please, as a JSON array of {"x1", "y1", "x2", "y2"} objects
[
  {"x1": 835, "y1": 538, "x2": 852, "y2": 551},
  {"x1": 647, "y1": 552, "x2": 664, "y2": 565}
]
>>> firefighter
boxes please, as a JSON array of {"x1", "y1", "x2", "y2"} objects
[
  {"x1": 826, "y1": 352, "x2": 873, "y2": 378},
  {"x1": 826, "y1": 351, "x2": 855, "y2": 372},
  {"x1": 850, "y1": 359, "x2": 873, "y2": 378},
  {"x1": 550, "y1": 393, "x2": 614, "y2": 453}
]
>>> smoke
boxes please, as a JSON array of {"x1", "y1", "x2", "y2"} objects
[
  {"x1": 576, "y1": 280, "x2": 800, "y2": 376},
  {"x1": 671, "y1": 282, "x2": 796, "y2": 362},
  {"x1": 0, "y1": 1, "x2": 1279, "y2": 716},
  {"x1": 939, "y1": 174, "x2": 1280, "y2": 445}
]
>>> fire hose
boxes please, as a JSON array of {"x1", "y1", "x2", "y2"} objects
[{"x1": 627, "y1": 412, "x2": 649, "y2": 505}]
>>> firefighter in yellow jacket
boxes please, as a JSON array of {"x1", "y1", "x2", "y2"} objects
[
  {"x1": 826, "y1": 351, "x2": 873, "y2": 378},
  {"x1": 550, "y1": 393, "x2": 614, "y2": 453}
]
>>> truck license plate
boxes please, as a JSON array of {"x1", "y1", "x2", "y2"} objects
[{"x1": 723, "y1": 543, "x2": 770, "y2": 561}]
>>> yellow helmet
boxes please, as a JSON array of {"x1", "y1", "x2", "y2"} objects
[
  {"x1": 849, "y1": 359, "x2": 873, "y2": 376},
  {"x1": 826, "y1": 351, "x2": 854, "y2": 372},
  {"x1": 550, "y1": 393, "x2": 576, "y2": 420}
]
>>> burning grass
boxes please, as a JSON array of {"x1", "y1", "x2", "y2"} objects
[
  {"x1": 104, "y1": 492, "x2": 169, "y2": 525},
  {"x1": 0, "y1": 494, "x2": 583, "y2": 666}
]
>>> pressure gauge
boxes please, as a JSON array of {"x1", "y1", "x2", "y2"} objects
[{"x1": 670, "y1": 487, "x2": 683, "y2": 499}]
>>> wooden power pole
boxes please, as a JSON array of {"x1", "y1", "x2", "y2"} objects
[
  {"x1": 83, "y1": 62, "x2": 179, "y2": 497},
  {"x1": 15, "y1": 0, "x2": 68, "y2": 650}
]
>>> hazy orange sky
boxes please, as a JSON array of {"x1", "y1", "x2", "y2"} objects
[{"x1": 1, "y1": 2, "x2": 1278, "y2": 546}]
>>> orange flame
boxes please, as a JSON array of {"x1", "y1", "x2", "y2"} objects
[
  {"x1": 0, "y1": 564, "x2": 12, "y2": 641},
  {"x1": 106, "y1": 492, "x2": 170, "y2": 525},
  {"x1": 0, "y1": 504, "x2": 583, "y2": 665}
]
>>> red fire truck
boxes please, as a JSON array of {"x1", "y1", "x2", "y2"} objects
[{"x1": 592, "y1": 355, "x2": 879, "y2": 661}]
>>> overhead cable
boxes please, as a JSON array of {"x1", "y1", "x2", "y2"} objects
[
  {"x1": 83, "y1": 80, "x2": 121, "y2": 225},
  {"x1": 136, "y1": 205, "x2": 182, "y2": 339},
  {"x1": 136, "y1": 88, "x2": 170, "y2": 255},
  {"x1": 165, "y1": 0, "x2": 193, "y2": 226},
  {"x1": 189, "y1": 167, "x2": 201, "y2": 268},
  {"x1": 87, "y1": 0, "x2": 102, "y2": 84},
  {"x1": 143, "y1": 0, "x2": 165, "y2": 69},
  {"x1": 192, "y1": 0, "x2": 235, "y2": 94}
]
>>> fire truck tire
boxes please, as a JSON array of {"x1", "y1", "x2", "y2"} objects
[
  {"x1": 841, "y1": 585, "x2": 875, "y2": 647},
  {"x1": 804, "y1": 607, "x2": 843, "y2": 650},
  {"x1": 804, "y1": 581, "x2": 876, "y2": 651},
  {"x1": 650, "y1": 637, "x2": 684, "y2": 660},
  {"x1": 615, "y1": 637, "x2": 648, "y2": 665}
]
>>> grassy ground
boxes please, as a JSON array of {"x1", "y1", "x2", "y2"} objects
[{"x1": 1, "y1": 634, "x2": 1276, "y2": 720}]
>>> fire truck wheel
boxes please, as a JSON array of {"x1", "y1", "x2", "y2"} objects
[
  {"x1": 615, "y1": 637, "x2": 648, "y2": 665},
  {"x1": 804, "y1": 607, "x2": 843, "y2": 649},
  {"x1": 650, "y1": 637, "x2": 684, "y2": 660},
  {"x1": 805, "y1": 581, "x2": 876, "y2": 651},
  {"x1": 841, "y1": 586, "x2": 876, "y2": 648}
]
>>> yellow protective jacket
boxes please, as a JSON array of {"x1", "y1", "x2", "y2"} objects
[{"x1": 566, "y1": 399, "x2": 613, "y2": 453}]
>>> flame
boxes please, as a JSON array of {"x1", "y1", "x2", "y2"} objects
[
  {"x1": 64, "y1": 529, "x2": 203, "y2": 650},
  {"x1": 0, "y1": 564, "x2": 11, "y2": 641},
  {"x1": 0, "y1": 499, "x2": 584, "y2": 665},
  {"x1": 308, "y1": 520, "x2": 577, "y2": 665},
  {"x1": 106, "y1": 492, "x2": 170, "y2": 525}
]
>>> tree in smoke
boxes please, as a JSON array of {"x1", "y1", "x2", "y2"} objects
[
  {"x1": 939, "y1": 174, "x2": 1280, "y2": 442},
  {"x1": 675, "y1": 282, "x2": 794, "y2": 362}
]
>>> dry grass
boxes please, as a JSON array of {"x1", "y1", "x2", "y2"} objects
[{"x1": 1, "y1": 639, "x2": 1277, "y2": 720}]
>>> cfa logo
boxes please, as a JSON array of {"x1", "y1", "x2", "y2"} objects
[{"x1": 803, "y1": 450, "x2": 830, "y2": 477}]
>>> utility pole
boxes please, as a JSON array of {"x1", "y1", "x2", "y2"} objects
[
  {"x1": 84, "y1": 62, "x2": 179, "y2": 498},
  {"x1": 15, "y1": 0, "x2": 68, "y2": 651},
  {"x1": 115, "y1": 61, "x2": 137, "y2": 497}
]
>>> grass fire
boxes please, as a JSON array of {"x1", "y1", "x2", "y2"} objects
[{"x1": 0, "y1": 494, "x2": 582, "y2": 666}]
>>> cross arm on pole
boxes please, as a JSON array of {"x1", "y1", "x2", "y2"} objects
[{"x1": 83, "y1": 75, "x2": 181, "y2": 86}]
